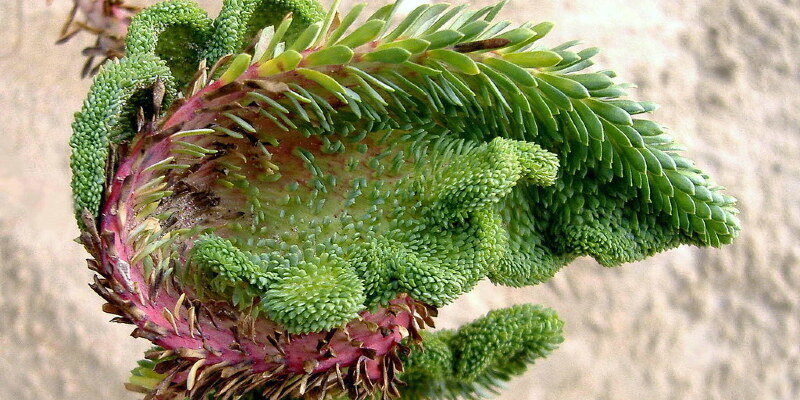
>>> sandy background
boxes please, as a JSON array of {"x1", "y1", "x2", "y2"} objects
[{"x1": 0, "y1": 0, "x2": 797, "y2": 399}]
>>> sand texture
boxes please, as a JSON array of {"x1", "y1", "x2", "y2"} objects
[{"x1": 0, "y1": 0, "x2": 797, "y2": 399}]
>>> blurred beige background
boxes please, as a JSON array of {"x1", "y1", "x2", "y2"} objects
[{"x1": 0, "y1": 0, "x2": 798, "y2": 399}]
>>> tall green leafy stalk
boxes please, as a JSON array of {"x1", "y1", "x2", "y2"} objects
[{"x1": 68, "y1": 0, "x2": 739, "y2": 399}]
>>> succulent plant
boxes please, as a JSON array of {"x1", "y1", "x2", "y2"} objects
[{"x1": 68, "y1": 0, "x2": 740, "y2": 399}]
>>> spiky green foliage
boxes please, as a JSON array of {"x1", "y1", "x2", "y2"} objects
[
  {"x1": 207, "y1": 0, "x2": 325, "y2": 61},
  {"x1": 192, "y1": 234, "x2": 367, "y2": 332},
  {"x1": 125, "y1": 0, "x2": 324, "y2": 84},
  {"x1": 68, "y1": 0, "x2": 740, "y2": 398},
  {"x1": 400, "y1": 305, "x2": 564, "y2": 400},
  {"x1": 124, "y1": 0, "x2": 214, "y2": 84},
  {"x1": 189, "y1": 234, "x2": 275, "y2": 300},
  {"x1": 183, "y1": 133, "x2": 558, "y2": 334},
  {"x1": 70, "y1": 53, "x2": 174, "y2": 220}
]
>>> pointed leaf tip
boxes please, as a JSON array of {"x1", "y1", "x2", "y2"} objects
[
  {"x1": 289, "y1": 21, "x2": 324, "y2": 52},
  {"x1": 297, "y1": 68, "x2": 347, "y2": 94},
  {"x1": 259, "y1": 13, "x2": 294, "y2": 63},
  {"x1": 220, "y1": 54, "x2": 252, "y2": 84}
]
